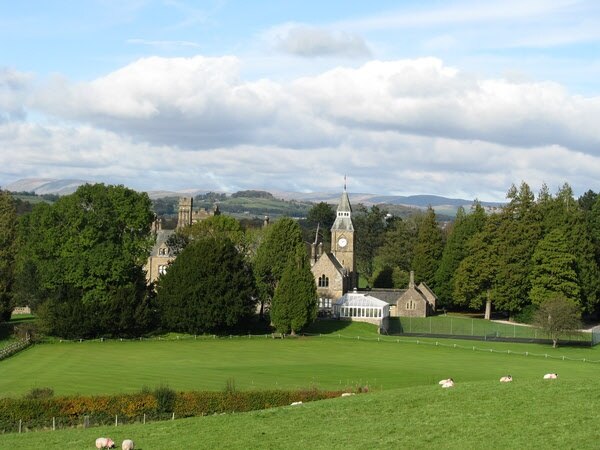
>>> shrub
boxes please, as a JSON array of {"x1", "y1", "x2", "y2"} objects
[
  {"x1": 24, "y1": 387, "x2": 54, "y2": 400},
  {"x1": 153, "y1": 385, "x2": 176, "y2": 413}
]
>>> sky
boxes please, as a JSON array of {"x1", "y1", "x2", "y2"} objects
[{"x1": 1, "y1": 0, "x2": 600, "y2": 201}]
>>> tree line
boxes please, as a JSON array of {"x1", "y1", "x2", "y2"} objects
[{"x1": 0, "y1": 184, "x2": 316, "y2": 338}]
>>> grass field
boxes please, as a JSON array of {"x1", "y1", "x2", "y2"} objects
[
  {"x1": 1, "y1": 378, "x2": 599, "y2": 449},
  {"x1": 1, "y1": 321, "x2": 600, "y2": 398}
]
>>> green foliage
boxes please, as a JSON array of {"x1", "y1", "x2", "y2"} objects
[
  {"x1": 153, "y1": 385, "x2": 176, "y2": 413},
  {"x1": 253, "y1": 217, "x2": 305, "y2": 316},
  {"x1": 354, "y1": 205, "x2": 388, "y2": 283},
  {"x1": 533, "y1": 294, "x2": 581, "y2": 348},
  {"x1": 0, "y1": 190, "x2": 17, "y2": 322},
  {"x1": 412, "y1": 206, "x2": 444, "y2": 288},
  {"x1": 305, "y1": 202, "x2": 335, "y2": 245},
  {"x1": 529, "y1": 228, "x2": 580, "y2": 306},
  {"x1": 13, "y1": 184, "x2": 155, "y2": 337},
  {"x1": 182, "y1": 215, "x2": 248, "y2": 254},
  {"x1": 231, "y1": 190, "x2": 274, "y2": 199},
  {"x1": 24, "y1": 387, "x2": 54, "y2": 400},
  {"x1": 270, "y1": 246, "x2": 317, "y2": 334},
  {"x1": 157, "y1": 237, "x2": 256, "y2": 334},
  {"x1": 434, "y1": 203, "x2": 486, "y2": 308},
  {"x1": 373, "y1": 217, "x2": 417, "y2": 288}
]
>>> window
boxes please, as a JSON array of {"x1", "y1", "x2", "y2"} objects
[
  {"x1": 318, "y1": 275, "x2": 329, "y2": 287},
  {"x1": 406, "y1": 300, "x2": 416, "y2": 310},
  {"x1": 158, "y1": 265, "x2": 168, "y2": 275},
  {"x1": 158, "y1": 247, "x2": 167, "y2": 256}
]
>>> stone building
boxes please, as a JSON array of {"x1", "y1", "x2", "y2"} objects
[
  {"x1": 370, "y1": 271, "x2": 437, "y2": 318},
  {"x1": 310, "y1": 186, "x2": 355, "y2": 315},
  {"x1": 145, "y1": 197, "x2": 220, "y2": 283}
]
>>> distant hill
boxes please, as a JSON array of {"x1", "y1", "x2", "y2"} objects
[{"x1": 3, "y1": 178, "x2": 503, "y2": 218}]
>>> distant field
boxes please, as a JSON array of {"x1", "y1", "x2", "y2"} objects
[
  {"x1": 1, "y1": 321, "x2": 599, "y2": 398},
  {"x1": 1, "y1": 378, "x2": 599, "y2": 449}
]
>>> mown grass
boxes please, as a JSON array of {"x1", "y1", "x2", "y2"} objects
[
  {"x1": 1, "y1": 322, "x2": 600, "y2": 398},
  {"x1": 1, "y1": 378, "x2": 599, "y2": 449}
]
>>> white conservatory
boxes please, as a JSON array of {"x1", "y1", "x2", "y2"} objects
[{"x1": 333, "y1": 291, "x2": 390, "y2": 325}]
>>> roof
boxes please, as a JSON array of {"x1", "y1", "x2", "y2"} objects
[
  {"x1": 331, "y1": 189, "x2": 354, "y2": 232},
  {"x1": 149, "y1": 229, "x2": 175, "y2": 257},
  {"x1": 335, "y1": 292, "x2": 389, "y2": 308},
  {"x1": 313, "y1": 252, "x2": 347, "y2": 276},
  {"x1": 368, "y1": 289, "x2": 408, "y2": 305}
]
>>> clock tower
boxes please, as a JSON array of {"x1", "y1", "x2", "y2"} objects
[{"x1": 331, "y1": 183, "x2": 355, "y2": 288}]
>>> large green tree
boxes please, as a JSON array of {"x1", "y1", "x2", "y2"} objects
[
  {"x1": 372, "y1": 216, "x2": 417, "y2": 288},
  {"x1": 253, "y1": 217, "x2": 305, "y2": 318},
  {"x1": 412, "y1": 206, "x2": 444, "y2": 288},
  {"x1": 157, "y1": 237, "x2": 256, "y2": 333},
  {"x1": 306, "y1": 202, "x2": 335, "y2": 246},
  {"x1": 0, "y1": 190, "x2": 17, "y2": 321},
  {"x1": 529, "y1": 228, "x2": 580, "y2": 306},
  {"x1": 435, "y1": 203, "x2": 486, "y2": 307},
  {"x1": 270, "y1": 247, "x2": 317, "y2": 335},
  {"x1": 354, "y1": 205, "x2": 388, "y2": 285},
  {"x1": 14, "y1": 184, "x2": 155, "y2": 337}
]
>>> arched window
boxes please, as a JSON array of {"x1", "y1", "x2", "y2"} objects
[
  {"x1": 158, "y1": 265, "x2": 168, "y2": 275},
  {"x1": 318, "y1": 274, "x2": 329, "y2": 287}
]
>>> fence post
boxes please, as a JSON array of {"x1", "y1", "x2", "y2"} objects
[
  {"x1": 450, "y1": 318, "x2": 453, "y2": 335},
  {"x1": 514, "y1": 324, "x2": 516, "y2": 338},
  {"x1": 84, "y1": 416, "x2": 89, "y2": 428},
  {"x1": 429, "y1": 317, "x2": 432, "y2": 333},
  {"x1": 19, "y1": 419, "x2": 22, "y2": 433},
  {"x1": 143, "y1": 413, "x2": 146, "y2": 424},
  {"x1": 471, "y1": 319, "x2": 474, "y2": 336},
  {"x1": 115, "y1": 414, "x2": 118, "y2": 426},
  {"x1": 53, "y1": 417, "x2": 56, "y2": 431},
  {"x1": 172, "y1": 412, "x2": 175, "y2": 421}
]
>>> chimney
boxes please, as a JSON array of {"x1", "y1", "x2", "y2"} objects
[
  {"x1": 409, "y1": 271, "x2": 415, "y2": 288},
  {"x1": 317, "y1": 242, "x2": 323, "y2": 258},
  {"x1": 311, "y1": 243, "x2": 316, "y2": 262}
]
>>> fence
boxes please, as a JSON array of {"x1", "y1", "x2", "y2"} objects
[
  {"x1": 385, "y1": 316, "x2": 593, "y2": 346},
  {"x1": 0, "y1": 337, "x2": 32, "y2": 361}
]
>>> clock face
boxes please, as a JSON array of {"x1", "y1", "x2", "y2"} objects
[{"x1": 338, "y1": 237, "x2": 348, "y2": 248}]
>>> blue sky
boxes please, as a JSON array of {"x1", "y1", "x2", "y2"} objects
[{"x1": 1, "y1": 0, "x2": 600, "y2": 200}]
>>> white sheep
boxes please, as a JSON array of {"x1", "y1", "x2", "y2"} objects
[
  {"x1": 121, "y1": 439, "x2": 135, "y2": 450},
  {"x1": 95, "y1": 437, "x2": 115, "y2": 449},
  {"x1": 290, "y1": 401, "x2": 303, "y2": 406},
  {"x1": 499, "y1": 375, "x2": 513, "y2": 382},
  {"x1": 341, "y1": 392, "x2": 355, "y2": 397},
  {"x1": 543, "y1": 373, "x2": 558, "y2": 379},
  {"x1": 438, "y1": 378, "x2": 453, "y2": 385},
  {"x1": 441, "y1": 378, "x2": 454, "y2": 388}
]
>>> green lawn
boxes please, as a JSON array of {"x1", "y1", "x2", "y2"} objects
[
  {"x1": 1, "y1": 323, "x2": 600, "y2": 398},
  {"x1": 1, "y1": 378, "x2": 599, "y2": 449}
]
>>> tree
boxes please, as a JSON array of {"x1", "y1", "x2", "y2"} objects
[
  {"x1": 529, "y1": 228, "x2": 580, "y2": 307},
  {"x1": 157, "y1": 237, "x2": 256, "y2": 333},
  {"x1": 253, "y1": 218, "x2": 305, "y2": 318},
  {"x1": 354, "y1": 205, "x2": 388, "y2": 284},
  {"x1": 412, "y1": 206, "x2": 444, "y2": 288},
  {"x1": 435, "y1": 203, "x2": 486, "y2": 308},
  {"x1": 0, "y1": 190, "x2": 17, "y2": 321},
  {"x1": 533, "y1": 295, "x2": 581, "y2": 348},
  {"x1": 306, "y1": 202, "x2": 335, "y2": 242},
  {"x1": 14, "y1": 184, "x2": 155, "y2": 337},
  {"x1": 270, "y1": 246, "x2": 317, "y2": 334},
  {"x1": 373, "y1": 216, "x2": 417, "y2": 288},
  {"x1": 178, "y1": 215, "x2": 250, "y2": 255}
]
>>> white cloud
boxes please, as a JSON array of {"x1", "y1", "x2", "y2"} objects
[
  {"x1": 266, "y1": 24, "x2": 371, "y2": 58},
  {"x1": 0, "y1": 67, "x2": 31, "y2": 122},
  {"x1": 0, "y1": 55, "x2": 597, "y2": 200}
]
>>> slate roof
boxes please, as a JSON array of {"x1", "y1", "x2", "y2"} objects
[
  {"x1": 149, "y1": 229, "x2": 175, "y2": 257},
  {"x1": 331, "y1": 189, "x2": 354, "y2": 232},
  {"x1": 368, "y1": 289, "x2": 408, "y2": 305}
]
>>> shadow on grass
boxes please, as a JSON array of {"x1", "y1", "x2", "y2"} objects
[{"x1": 302, "y1": 319, "x2": 353, "y2": 335}]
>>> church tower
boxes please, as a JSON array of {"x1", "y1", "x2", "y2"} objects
[
  {"x1": 177, "y1": 197, "x2": 193, "y2": 229},
  {"x1": 331, "y1": 181, "x2": 355, "y2": 288}
]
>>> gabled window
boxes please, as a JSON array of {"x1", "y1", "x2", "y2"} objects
[{"x1": 318, "y1": 274, "x2": 329, "y2": 287}]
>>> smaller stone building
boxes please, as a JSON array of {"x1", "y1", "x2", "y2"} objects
[
  {"x1": 369, "y1": 272, "x2": 437, "y2": 318},
  {"x1": 145, "y1": 227, "x2": 175, "y2": 283}
]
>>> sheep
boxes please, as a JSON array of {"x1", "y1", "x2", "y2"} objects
[
  {"x1": 290, "y1": 401, "x2": 303, "y2": 406},
  {"x1": 121, "y1": 439, "x2": 135, "y2": 450},
  {"x1": 441, "y1": 378, "x2": 454, "y2": 388},
  {"x1": 438, "y1": 378, "x2": 453, "y2": 385},
  {"x1": 499, "y1": 375, "x2": 513, "y2": 382},
  {"x1": 341, "y1": 392, "x2": 355, "y2": 397},
  {"x1": 95, "y1": 437, "x2": 115, "y2": 449},
  {"x1": 543, "y1": 373, "x2": 558, "y2": 379}
]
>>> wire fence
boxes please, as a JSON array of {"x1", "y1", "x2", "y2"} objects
[{"x1": 385, "y1": 316, "x2": 592, "y2": 345}]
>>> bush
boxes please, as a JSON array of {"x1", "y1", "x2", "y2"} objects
[
  {"x1": 24, "y1": 387, "x2": 54, "y2": 400},
  {"x1": 153, "y1": 385, "x2": 176, "y2": 413},
  {"x1": 514, "y1": 304, "x2": 538, "y2": 324}
]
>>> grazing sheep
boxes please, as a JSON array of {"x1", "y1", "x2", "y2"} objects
[
  {"x1": 121, "y1": 439, "x2": 135, "y2": 450},
  {"x1": 543, "y1": 373, "x2": 558, "y2": 379},
  {"x1": 500, "y1": 375, "x2": 513, "y2": 383},
  {"x1": 441, "y1": 379, "x2": 454, "y2": 388},
  {"x1": 439, "y1": 378, "x2": 453, "y2": 386},
  {"x1": 341, "y1": 392, "x2": 355, "y2": 397},
  {"x1": 290, "y1": 401, "x2": 303, "y2": 406},
  {"x1": 95, "y1": 437, "x2": 115, "y2": 449}
]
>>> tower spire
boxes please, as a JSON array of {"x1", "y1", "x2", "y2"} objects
[{"x1": 344, "y1": 174, "x2": 347, "y2": 191}]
